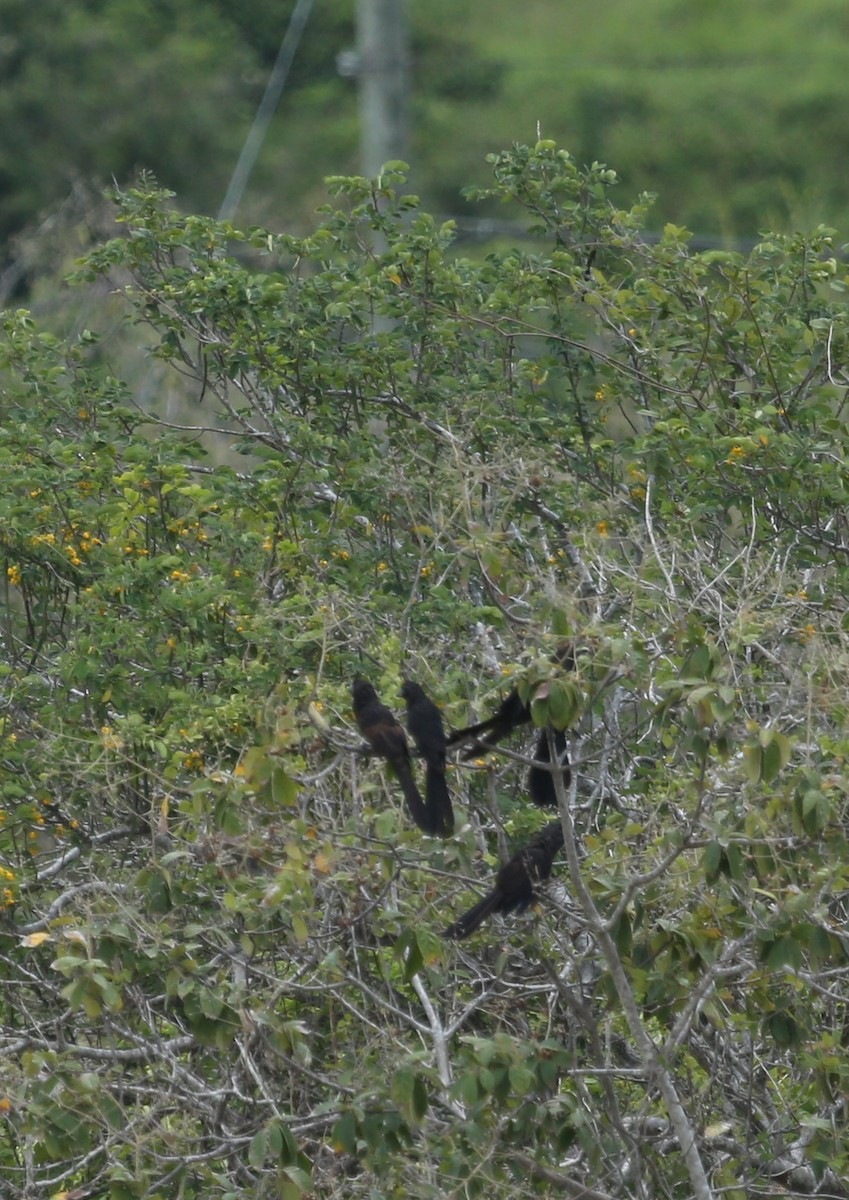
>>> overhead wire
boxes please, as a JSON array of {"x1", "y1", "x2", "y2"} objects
[{"x1": 218, "y1": 0, "x2": 316, "y2": 222}]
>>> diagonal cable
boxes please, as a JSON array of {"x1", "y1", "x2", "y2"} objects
[{"x1": 218, "y1": 0, "x2": 316, "y2": 221}]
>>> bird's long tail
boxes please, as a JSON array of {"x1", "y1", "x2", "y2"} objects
[
  {"x1": 445, "y1": 715, "x2": 499, "y2": 748},
  {"x1": 528, "y1": 729, "x2": 571, "y2": 808},
  {"x1": 392, "y1": 759, "x2": 438, "y2": 835},
  {"x1": 443, "y1": 888, "x2": 502, "y2": 939},
  {"x1": 425, "y1": 766, "x2": 454, "y2": 837}
]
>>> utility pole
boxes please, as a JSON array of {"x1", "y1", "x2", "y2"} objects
[{"x1": 355, "y1": 0, "x2": 409, "y2": 178}]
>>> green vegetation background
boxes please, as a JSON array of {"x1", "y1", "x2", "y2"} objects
[{"x1": 3, "y1": 0, "x2": 849, "y2": 259}]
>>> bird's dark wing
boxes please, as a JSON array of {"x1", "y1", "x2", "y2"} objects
[
  {"x1": 446, "y1": 689, "x2": 531, "y2": 760},
  {"x1": 447, "y1": 643, "x2": 578, "y2": 759},
  {"x1": 401, "y1": 680, "x2": 448, "y2": 769}
]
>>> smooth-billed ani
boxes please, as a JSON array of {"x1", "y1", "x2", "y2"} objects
[
  {"x1": 443, "y1": 819, "x2": 565, "y2": 939},
  {"x1": 400, "y1": 679, "x2": 454, "y2": 837},
  {"x1": 351, "y1": 676, "x2": 437, "y2": 835},
  {"x1": 446, "y1": 687, "x2": 531, "y2": 760}
]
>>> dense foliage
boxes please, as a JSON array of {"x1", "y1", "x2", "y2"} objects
[{"x1": 3, "y1": 144, "x2": 849, "y2": 1197}]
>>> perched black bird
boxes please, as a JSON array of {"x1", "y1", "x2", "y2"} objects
[
  {"x1": 443, "y1": 819, "x2": 565, "y2": 939},
  {"x1": 400, "y1": 680, "x2": 454, "y2": 837},
  {"x1": 351, "y1": 676, "x2": 437, "y2": 835},
  {"x1": 528, "y1": 727, "x2": 571, "y2": 809},
  {"x1": 446, "y1": 646, "x2": 576, "y2": 760},
  {"x1": 446, "y1": 688, "x2": 531, "y2": 760},
  {"x1": 446, "y1": 692, "x2": 570, "y2": 807}
]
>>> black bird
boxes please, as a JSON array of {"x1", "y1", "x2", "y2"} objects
[
  {"x1": 446, "y1": 692, "x2": 570, "y2": 807},
  {"x1": 528, "y1": 727, "x2": 571, "y2": 809},
  {"x1": 443, "y1": 819, "x2": 565, "y2": 939},
  {"x1": 351, "y1": 676, "x2": 437, "y2": 835},
  {"x1": 446, "y1": 688, "x2": 531, "y2": 760},
  {"x1": 446, "y1": 645, "x2": 576, "y2": 760},
  {"x1": 400, "y1": 680, "x2": 454, "y2": 837}
]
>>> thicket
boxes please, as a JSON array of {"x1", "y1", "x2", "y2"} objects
[{"x1": 3, "y1": 144, "x2": 849, "y2": 1197}]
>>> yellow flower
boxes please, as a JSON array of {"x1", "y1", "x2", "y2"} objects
[
  {"x1": 594, "y1": 387, "x2": 606, "y2": 401},
  {"x1": 596, "y1": 520, "x2": 609, "y2": 537},
  {"x1": 183, "y1": 750, "x2": 204, "y2": 772},
  {"x1": 725, "y1": 445, "x2": 746, "y2": 464},
  {"x1": 6, "y1": 565, "x2": 21, "y2": 587}
]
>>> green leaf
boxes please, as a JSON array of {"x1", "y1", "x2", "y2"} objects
[
  {"x1": 332, "y1": 1113, "x2": 357, "y2": 1155},
  {"x1": 764, "y1": 1011, "x2": 802, "y2": 1048},
  {"x1": 760, "y1": 731, "x2": 792, "y2": 783},
  {"x1": 764, "y1": 936, "x2": 803, "y2": 972},
  {"x1": 612, "y1": 910, "x2": 632, "y2": 957},
  {"x1": 724, "y1": 843, "x2": 745, "y2": 881},
  {"x1": 248, "y1": 1127, "x2": 267, "y2": 1169},
  {"x1": 391, "y1": 1066, "x2": 426, "y2": 1125},
  {"x1": 281, "y1": 1166, "x2": 312, "y2": 1200},
  {"x1": 508, "y1": 1063, "x2": 535, "y2": 1095},
  {"x1": 272, "y1": 768, "x2": 299, "y2": 807},
  {"x1": 291, "y1": 913, "x2": 309, "y2": 944},
  {"x1": 452, "y1": 1073, "x2": 480, "y2": 1105},
  {"x1": 530, "y1": 696, "x2": 550, "y2": 727},
  {"x1": 703, "y1": 841, "x2": 723, "y2": 880},
  {"x1": 547, "y1": 680, "x2": 580, "y2": 730},
  {"x1": 412, "y1": 1074, "x2": 428, "y2": 1120}
]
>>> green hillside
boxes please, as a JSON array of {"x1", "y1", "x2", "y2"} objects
[
  {"x1": 412, "y1": 0, "x2": 849, "y2": 241},
  {"x1": 2, "y1": 0, "x2": 849, "y2": 268}
]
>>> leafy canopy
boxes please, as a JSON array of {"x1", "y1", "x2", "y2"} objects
[{"x1": 3, "y1": 144, "x2": 849, "y2": 1197}]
